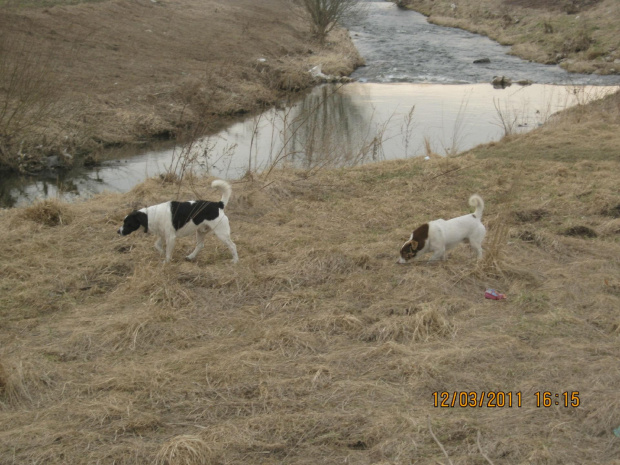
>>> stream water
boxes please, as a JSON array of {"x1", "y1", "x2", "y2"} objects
[{"x1": 1, "y1": 0, "x2": 618, "y2": 208}]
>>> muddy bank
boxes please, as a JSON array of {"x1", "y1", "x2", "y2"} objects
[
  {"x1": 393, "y1": 0, "x2": 620, "y2": 75},
  {"x1": 0, "y1": 0, "x2": 363, "y2": 173}
]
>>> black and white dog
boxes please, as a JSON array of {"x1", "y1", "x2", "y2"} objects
[
  {"x1": 118, "y1": 180, "x2": 238, "y2": 264},
  {"x1": 398, "y1": 194, "x2": 486, "y2": 263}
]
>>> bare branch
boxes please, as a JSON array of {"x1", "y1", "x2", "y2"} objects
[{"x1": 296, "y1": 0, "x2": 363, "y2": 43}]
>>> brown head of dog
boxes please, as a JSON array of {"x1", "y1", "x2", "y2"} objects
[{"x1": 398, "y1": 223, "x2": 429, "y2": 263}]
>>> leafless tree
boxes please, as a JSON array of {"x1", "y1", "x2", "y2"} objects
[{"x1": 296, "y1": 0, "x2": 364, "y2": 44}]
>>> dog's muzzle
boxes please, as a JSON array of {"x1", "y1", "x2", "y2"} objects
[{"x1": 117, "y1": 227, "x2": 123, "y2": 235}]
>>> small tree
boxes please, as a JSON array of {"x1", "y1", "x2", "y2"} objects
[{"x1": 298, "y1": 0, "x2": 363, "y2": 44}]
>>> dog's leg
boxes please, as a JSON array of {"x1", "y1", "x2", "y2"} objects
[
  {"x1": 212, "y1": 216, "x2": 239, "y2": 263},
  {"x1": 428, "y1": 247, "x2": 446, "y2": 261},
  {"x1": 470, "y1": 226, "x2": 486, "y2": 260},
  {"x1": 154, "y1": 237, "x2": 164, "y2": 255},
  {"x1": 470, "y1": 241, "x2": 484, "y2": 259},
  {"x1": 164, "y1": 235, "x2": 176, "y2": 263},
  {"x1": 186, "y1": 230, "x2": 207, "y2": 261}
]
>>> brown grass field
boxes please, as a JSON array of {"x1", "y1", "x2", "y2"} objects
[
  {"x1": 396, "y1": 0, "x2": 620, "y2": 75},
  {"x1": 0, "y1": 0, "x2": 362, "y2": 171},
  {"x1": 1, "y1": 87, "x2": 619, "y2": 463}
]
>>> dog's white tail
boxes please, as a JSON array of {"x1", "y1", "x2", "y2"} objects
[
  {"x1": 211, "y1": 180, "x2": 232, "y2": 207},
  {"x1": 468, "y1": 194, "x2": 484, "y2": 219}
]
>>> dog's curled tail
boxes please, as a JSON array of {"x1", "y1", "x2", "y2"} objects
[
  {"x1": 469, "y1": 194, "x2": 484, "y2": 219},
  {"x1": 212, "y1": 179, "x2": 232, "y2": 207}
]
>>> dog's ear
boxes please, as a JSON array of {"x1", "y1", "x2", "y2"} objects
[
  {"x1": 135, "y1": 211, "x2": 148, "y2": 233},
  {"x1": 409, "y1": 240, "x2": 418, "y2": 250}
]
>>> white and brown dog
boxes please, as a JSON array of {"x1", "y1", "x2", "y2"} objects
[
  {"x1": 118, "y1": 180, "x2": 238, "y2": 264},
  {"x1": 398, "y1": 195, "x2": 485, "y2": 263}
]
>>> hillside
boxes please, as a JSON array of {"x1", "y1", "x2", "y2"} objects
[
  {"x1": 0, "y1": 0, "x2": 362, "y2": 171},
  {"x1": 395, "y1": 0, "x2": 620, "y2": 74},
  {"x1": 1, "y1": 88, "x2": 619, "y2": 463}
]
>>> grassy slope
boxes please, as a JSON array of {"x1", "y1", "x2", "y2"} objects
[
  {"x1": 0, "y1": 0, "x2": 362, "y2": 171},
  {"x1": 0, "y1": 90, "x2": 619, "y2": 463},
  {"x1": 396, "y1": 0, "x2": 620, "y2": 75}
]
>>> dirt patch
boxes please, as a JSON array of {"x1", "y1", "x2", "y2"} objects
[
  {"x1": 563, "y1": 225, "x2": 598, "y2": 237},
  {"x1": 0, "y1": 0, "x2": 362, "y2": 171},
  {"x1": 602, "y1": 204, "x2": 620, "y2": 218}
]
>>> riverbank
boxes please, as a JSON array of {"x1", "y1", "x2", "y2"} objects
[
  {"x1": 0, "y1": 0, "x2": 362, "y2": 173},
  {"x1": 394, "y1": 0, "x2": 620, "y2": 75},
  {"x1": 1, "y1": 88, "x2": 618, "y2": 463}
]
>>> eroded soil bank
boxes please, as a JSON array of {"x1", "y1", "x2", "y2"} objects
[{"x1": 0, "y1": 0, "x2": 362, "y2": 172}]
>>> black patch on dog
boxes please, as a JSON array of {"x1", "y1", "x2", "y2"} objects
[
  {"x1": 119, "y1": 210, "x2": 148, "y2": 235},
  {"x1": 170, "y1": 201, "x2": 223, "y2": 231}
]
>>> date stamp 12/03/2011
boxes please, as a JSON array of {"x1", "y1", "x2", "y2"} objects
[{"x1": 432, "y1": 391, "x2": 581, "y2": 408}]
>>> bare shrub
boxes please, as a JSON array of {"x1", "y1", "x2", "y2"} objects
[
  {"x1": 492, "y1": 97, "x2": 520, "y2": 136},
  {"x1": 296, "y1": 0, "x2": 365, "y2": 43}
]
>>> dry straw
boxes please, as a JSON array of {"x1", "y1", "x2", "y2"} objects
[
  {"x1": 19, "y1": 198, "x2": 73, "y2": 227},
  {"x1": 0, "y1": 90, "x2": 619, "y2": 464},
  {"x1": 155, "y1": 435, "x2": 217, "y2": 465}
]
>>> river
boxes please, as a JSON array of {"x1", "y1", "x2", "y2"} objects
[{"x1": 1, "y1": 0, "x2": 618, "y2": 208}]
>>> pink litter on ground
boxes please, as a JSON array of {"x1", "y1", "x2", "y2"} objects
[{"x1": 485, "y1": 289, "x2": 507, "y2": 300}]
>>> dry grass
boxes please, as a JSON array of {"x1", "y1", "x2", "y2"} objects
[
  {"x1": 0, "y1": 92, "x2": 619, "y2": 463},
  {"x1": 398, "y1": 0, "x2": 620, "y2": 74},
  {"x1": 0, "y1": 0, "x2": 362, "y2": 171},
  {"x1": 18, "y1": 198, "x2": 73, "y2": 226}
]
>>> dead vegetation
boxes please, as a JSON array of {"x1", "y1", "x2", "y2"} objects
[
  {"x1": 396, "y1": 0, "x2": 620, "y2": 75},
  {"x1": 0, "y1": 90, "x2": 619, "y2": 464},
  {"x1": 0, "y1": 0, "x2": 362, "y2": 172}
]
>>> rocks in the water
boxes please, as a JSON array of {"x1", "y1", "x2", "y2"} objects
[
  {"x1": 473, "y1": 58, "x2": 491, "y2": 64},
  {"x1": 492, "y1": 75, "x2": 512, "y2": 88},
  {"x1": 491, "y1": 76, "x2": 533, "y2": 87}
]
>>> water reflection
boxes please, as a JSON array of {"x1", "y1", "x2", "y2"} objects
[
  {"x1": 1, "y1": 83, "x2": 618, "y2": 207},
  {"x1": 283, "y1": 84, "x2": 378, "y2": 168}
]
